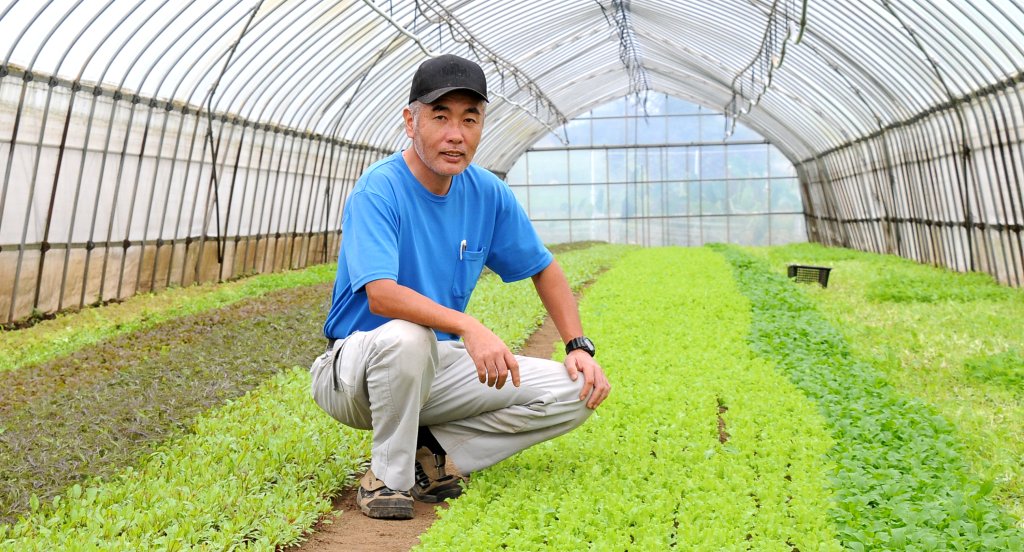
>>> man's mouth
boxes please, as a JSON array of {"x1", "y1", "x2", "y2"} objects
[{"x1": 441, "y1": 151, "x2": 465, "y2": 160}]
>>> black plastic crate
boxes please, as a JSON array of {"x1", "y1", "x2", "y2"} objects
[{"x1": 787, "y1": 264, "x2": 832, "y2": 287}]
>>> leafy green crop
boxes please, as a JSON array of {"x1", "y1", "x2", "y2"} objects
[
  {"x1": 0, "y1": 284, "x2": 331, "y2": 525},
  {"x1": 0, "y1": 265, "x2": 337, "y2": 373},
  {"x1": 0, "y1": 368, "x2": 371, "y2": 550},
  {"x1": 467, "y1": 244, "x2": 634, "y2": 351},
  {"x1": 867, "y1": 270, "x2": 1012, "y2": 304},
  {"x1": 0, "y1": 243, "x2": 630, "y2": 550},
  {"x1": 418, "y1": 248, "x2": 842, "y2": 551},
  {"x1": 965, "y1": 350, "x2": 1024, "y2": 390},
  {"x1": 754, "y1": 242, "x2": 1024, "y2": 523},
  {"x1": 717, "y1": 245, "x2": 1024, "y2": 550}
]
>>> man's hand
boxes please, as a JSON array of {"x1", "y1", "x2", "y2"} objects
[
  {"x1": 461, "y1": 321, "x2": 520, "y2": 389},
  {"x1": 564, "y1": 350, "x2": 610, "y2": 409}
]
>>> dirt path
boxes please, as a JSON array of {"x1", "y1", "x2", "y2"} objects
[{"x1": 292, "y1": 315, "x2": 562, "y2": 552}]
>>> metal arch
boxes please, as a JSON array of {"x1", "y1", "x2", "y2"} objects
[
  {"x1": 251, "y1": 15, "x2": 399, "y2": 135},
  {"x1": 1, "y1": 1, "x2": 55, "y2": 66},
  {"x1": 331, "y1": 44, "x2": 427, "y2": 150},
  {"x1": 782, "y1": 3, "x2": 940, "y2": 138},
  {"x1": 166, "y1": 4, "x2": 254, "y2": 108},
  {"x1": 794, "y1": 3, "x2": 946, "y2": 132},
  {"x1": 221, "y1": 1, "x2": 363, "y2": 125},
  {"x1": 220, "y1": 2, "x2": 356, "y2": 125},
  {"x1": 903, "y1": 1, "x2": 1024, "y2": 283},
  {"x1": 147, "y1": 3, "x2": 246, "y2": 106},
  {"x1": 871, "y1": 2, "x2": 998, "y2": 273},
  {"x1": 319, "y1": 37, "x2": 409, "y2": 143},
  {"x1": 366, "y1": 0, "x2": 572, "y2": 136},
  {"x1": 476, "y1": 57, "x2": 819, "y2": 174},
  {"x1": 790, "y1": 2, "x2": 960, "y2": 154},
  {"x1": 5, "y1": 0, "x2": 1024, "y2": 323}
]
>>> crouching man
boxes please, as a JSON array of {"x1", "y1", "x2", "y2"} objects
[{"x1": 310, "y1": 54, "x2": 610, "y2": 520}]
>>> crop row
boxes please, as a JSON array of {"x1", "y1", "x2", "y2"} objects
[
  {"x1": 418, "y1": 247, "x2": 842, "y2": 550},
  {"x1": 756, "y1": 242, "x2": 1024, "y2": 523},
  {"x1": 0, "y1": 244, "x2": 632, "y2": 550},
  {"x1": 0, "y1": 265, "x2": 339, "y2": 373},
  {"x1": 715, "y1": 245, "x2": 1023, "y2": 550}
]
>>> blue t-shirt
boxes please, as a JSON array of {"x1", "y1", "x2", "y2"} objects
[{"x1": 323, "y1": 151, "x2": 553, "y2": 341}]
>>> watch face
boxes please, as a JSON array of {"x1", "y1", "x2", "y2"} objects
[{"x1": 567, "y1": 336, "x2": 595, "y2": 356}]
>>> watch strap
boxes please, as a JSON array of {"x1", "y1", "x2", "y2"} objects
[{"x1": 565, "y1": 336, "x2": 595, "y2": 357}]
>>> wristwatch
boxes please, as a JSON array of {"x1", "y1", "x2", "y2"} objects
[{"x1": 565, "y1": 336, "x2": 596, "y2": 357}]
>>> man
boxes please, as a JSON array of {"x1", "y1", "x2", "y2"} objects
[{"x1": 310, "y1": 54, "x2": 610, "y2": 520}]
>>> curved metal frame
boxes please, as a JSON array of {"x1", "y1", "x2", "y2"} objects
[{"x1": 1, "y1": 0, "x2": 1024, "y2": 323}]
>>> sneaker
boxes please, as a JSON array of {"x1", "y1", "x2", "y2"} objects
[
  {"x1": 411, "y1": 446, "x2": 465, "y2": 503},
  {"x1": 356, "y1": 469, "x2": 414, "y2": 520}
]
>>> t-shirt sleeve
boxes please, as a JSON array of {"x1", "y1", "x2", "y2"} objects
[
  {"x1": 486, "y1": 183, "x2": 553, "y2": 282},
  {"x1": 343, "y1": 189, "x2": 400, "y2": 292}
]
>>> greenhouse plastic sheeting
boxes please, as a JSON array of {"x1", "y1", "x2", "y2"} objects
[{"x1": 1, "y1": 0, "x2": 1023, "y2": 323}]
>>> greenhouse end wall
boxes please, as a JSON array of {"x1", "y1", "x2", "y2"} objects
[{"x1": 0, "y1": 69, "x2": 379, "y2": 324}]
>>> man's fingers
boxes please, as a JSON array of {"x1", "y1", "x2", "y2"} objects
[
  {"x1": 495, "y1": 358, "x2": 508, "y2": 389},
  {"x1": 506, "y1": 351, "x2": 521, "y2": 388},
  {"x1": 566, "y1": 356, "x2": 580, "y2": 382},
  {"x1": 578, "y1": 365, "x2": 595, "y2": 402},
  {"x1": 588, "y1": 377, "x2": 610, "y2": 408},
  {"x1": 487, "y1": 361, "x2": 498, "y2": 387}
]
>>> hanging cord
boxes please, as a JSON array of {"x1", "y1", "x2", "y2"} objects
[
  {"x1": 724, "y1": 0, "x2": 807, "y2": 137},
  {"x1": 594, "y1": 0, "x2": 651, "y2": 116},
  {"x1": 361, "y1": 0, "x2": 569, "y2": 142},
  {"x1": 203, "y1": 1, "x2": 264, "y2": 265}
]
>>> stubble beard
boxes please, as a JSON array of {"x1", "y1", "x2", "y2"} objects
[{"x1": 412, "y1": 133, "x2": 466, "y2": 178}]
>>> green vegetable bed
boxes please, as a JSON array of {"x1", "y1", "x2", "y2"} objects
[
  {"x1": 717, "y1": 245, "x2": 1023, "y2": 550},
  {"x1": 4, "y1": 242, "x2": 1021, "y2": 550},
  {"x1": 752, "y1": 243, "x2": 1024, "y2": 525},
  {"x1": 418, "y1": 247, "x2": 842, "y2": 550},
  {"x1": 0, "y1": 244, "x2": 631, "y2": 550}
]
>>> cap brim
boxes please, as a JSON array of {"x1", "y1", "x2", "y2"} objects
[{"x1": 414, "y1": 86, "x2": 488, "y2": 104}]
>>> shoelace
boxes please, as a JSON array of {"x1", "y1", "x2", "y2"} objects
[{"x1": 370, "y1": 486, "x2": 410, "y2": 498}]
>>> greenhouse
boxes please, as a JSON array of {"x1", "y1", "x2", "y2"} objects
[{"x1": 0, "y1": 0, "x2": 1022, "y2": 550}]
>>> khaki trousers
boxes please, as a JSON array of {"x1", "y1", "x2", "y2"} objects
[{"x1": 310, "y1": 319, "x2": 593, "y2": 492}]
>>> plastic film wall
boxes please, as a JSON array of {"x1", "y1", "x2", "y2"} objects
[
  {"x1": 798, "y1": 82, "x2": 1024, "y2": 286},
  {"x1": 782, "y1": 2, "x2": 1024, "y2": 286},
  {"x1": 0, "y1": 66, "x2": 385, "y2": 323}
]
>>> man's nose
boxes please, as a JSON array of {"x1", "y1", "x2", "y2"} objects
[{"x1": 444, "y1": 121, "x2": 464, "y2": 143}]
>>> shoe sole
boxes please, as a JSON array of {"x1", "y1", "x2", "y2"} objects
[
  {"x1": 357, "y1": 488, "x2": 414, "y2": 519},
  {"x1": 360, "y1": 503, "x2": 414, "y2": 520}
]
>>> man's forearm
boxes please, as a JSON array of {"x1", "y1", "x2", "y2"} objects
[
  {"x1": 531, "y1": 259, "x2": 584, "y2": 343},
  {"x1": 365, "y1": 279, "x2": 478, "y2": 336}
]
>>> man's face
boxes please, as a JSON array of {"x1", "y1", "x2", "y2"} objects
[{"x1": 405, "y1": 91, "x2": 485, "y2": 179}]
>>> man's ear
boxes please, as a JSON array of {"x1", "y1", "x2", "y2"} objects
[{"x1": 403, "y1": 107, "x2": 415, "y2": 139}]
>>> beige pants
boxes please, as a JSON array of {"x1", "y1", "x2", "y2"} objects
[{"x1": 310, "y1": 319, "x2": 593, "y2": 492}]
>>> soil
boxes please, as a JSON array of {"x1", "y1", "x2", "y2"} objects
[
  {"x1": 0, "y1": 284, "x2": 332, "y2": 524},
  {"x1": 289, "y1": 315, "x2": 563, "y2": 552}
]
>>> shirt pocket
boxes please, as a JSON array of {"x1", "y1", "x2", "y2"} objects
[{"x1": 453, "y1": 248, "x2": 487, "y2": 298}]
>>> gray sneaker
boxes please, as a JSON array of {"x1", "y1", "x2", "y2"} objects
[
  {"x1": 356, "y1": 469, "x2": 414, "y2": 519},
  {"x1": 411, "y1": 446, "x2": 465, "y2": 503}
]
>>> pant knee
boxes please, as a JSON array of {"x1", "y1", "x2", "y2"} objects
[
  {"x1": 569, "y1": 397, "x2": 594, "y2": 429},
  {"x1": 372, "y1": 320, "x2": 438, "y2": 378},
  {"x1": 378, "y1": 319, "x2": 434, "y2": 346}
]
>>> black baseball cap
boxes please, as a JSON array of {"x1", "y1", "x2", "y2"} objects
[{"x1": 409, "y1": 54, "x2": 488, "y2": 104}]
